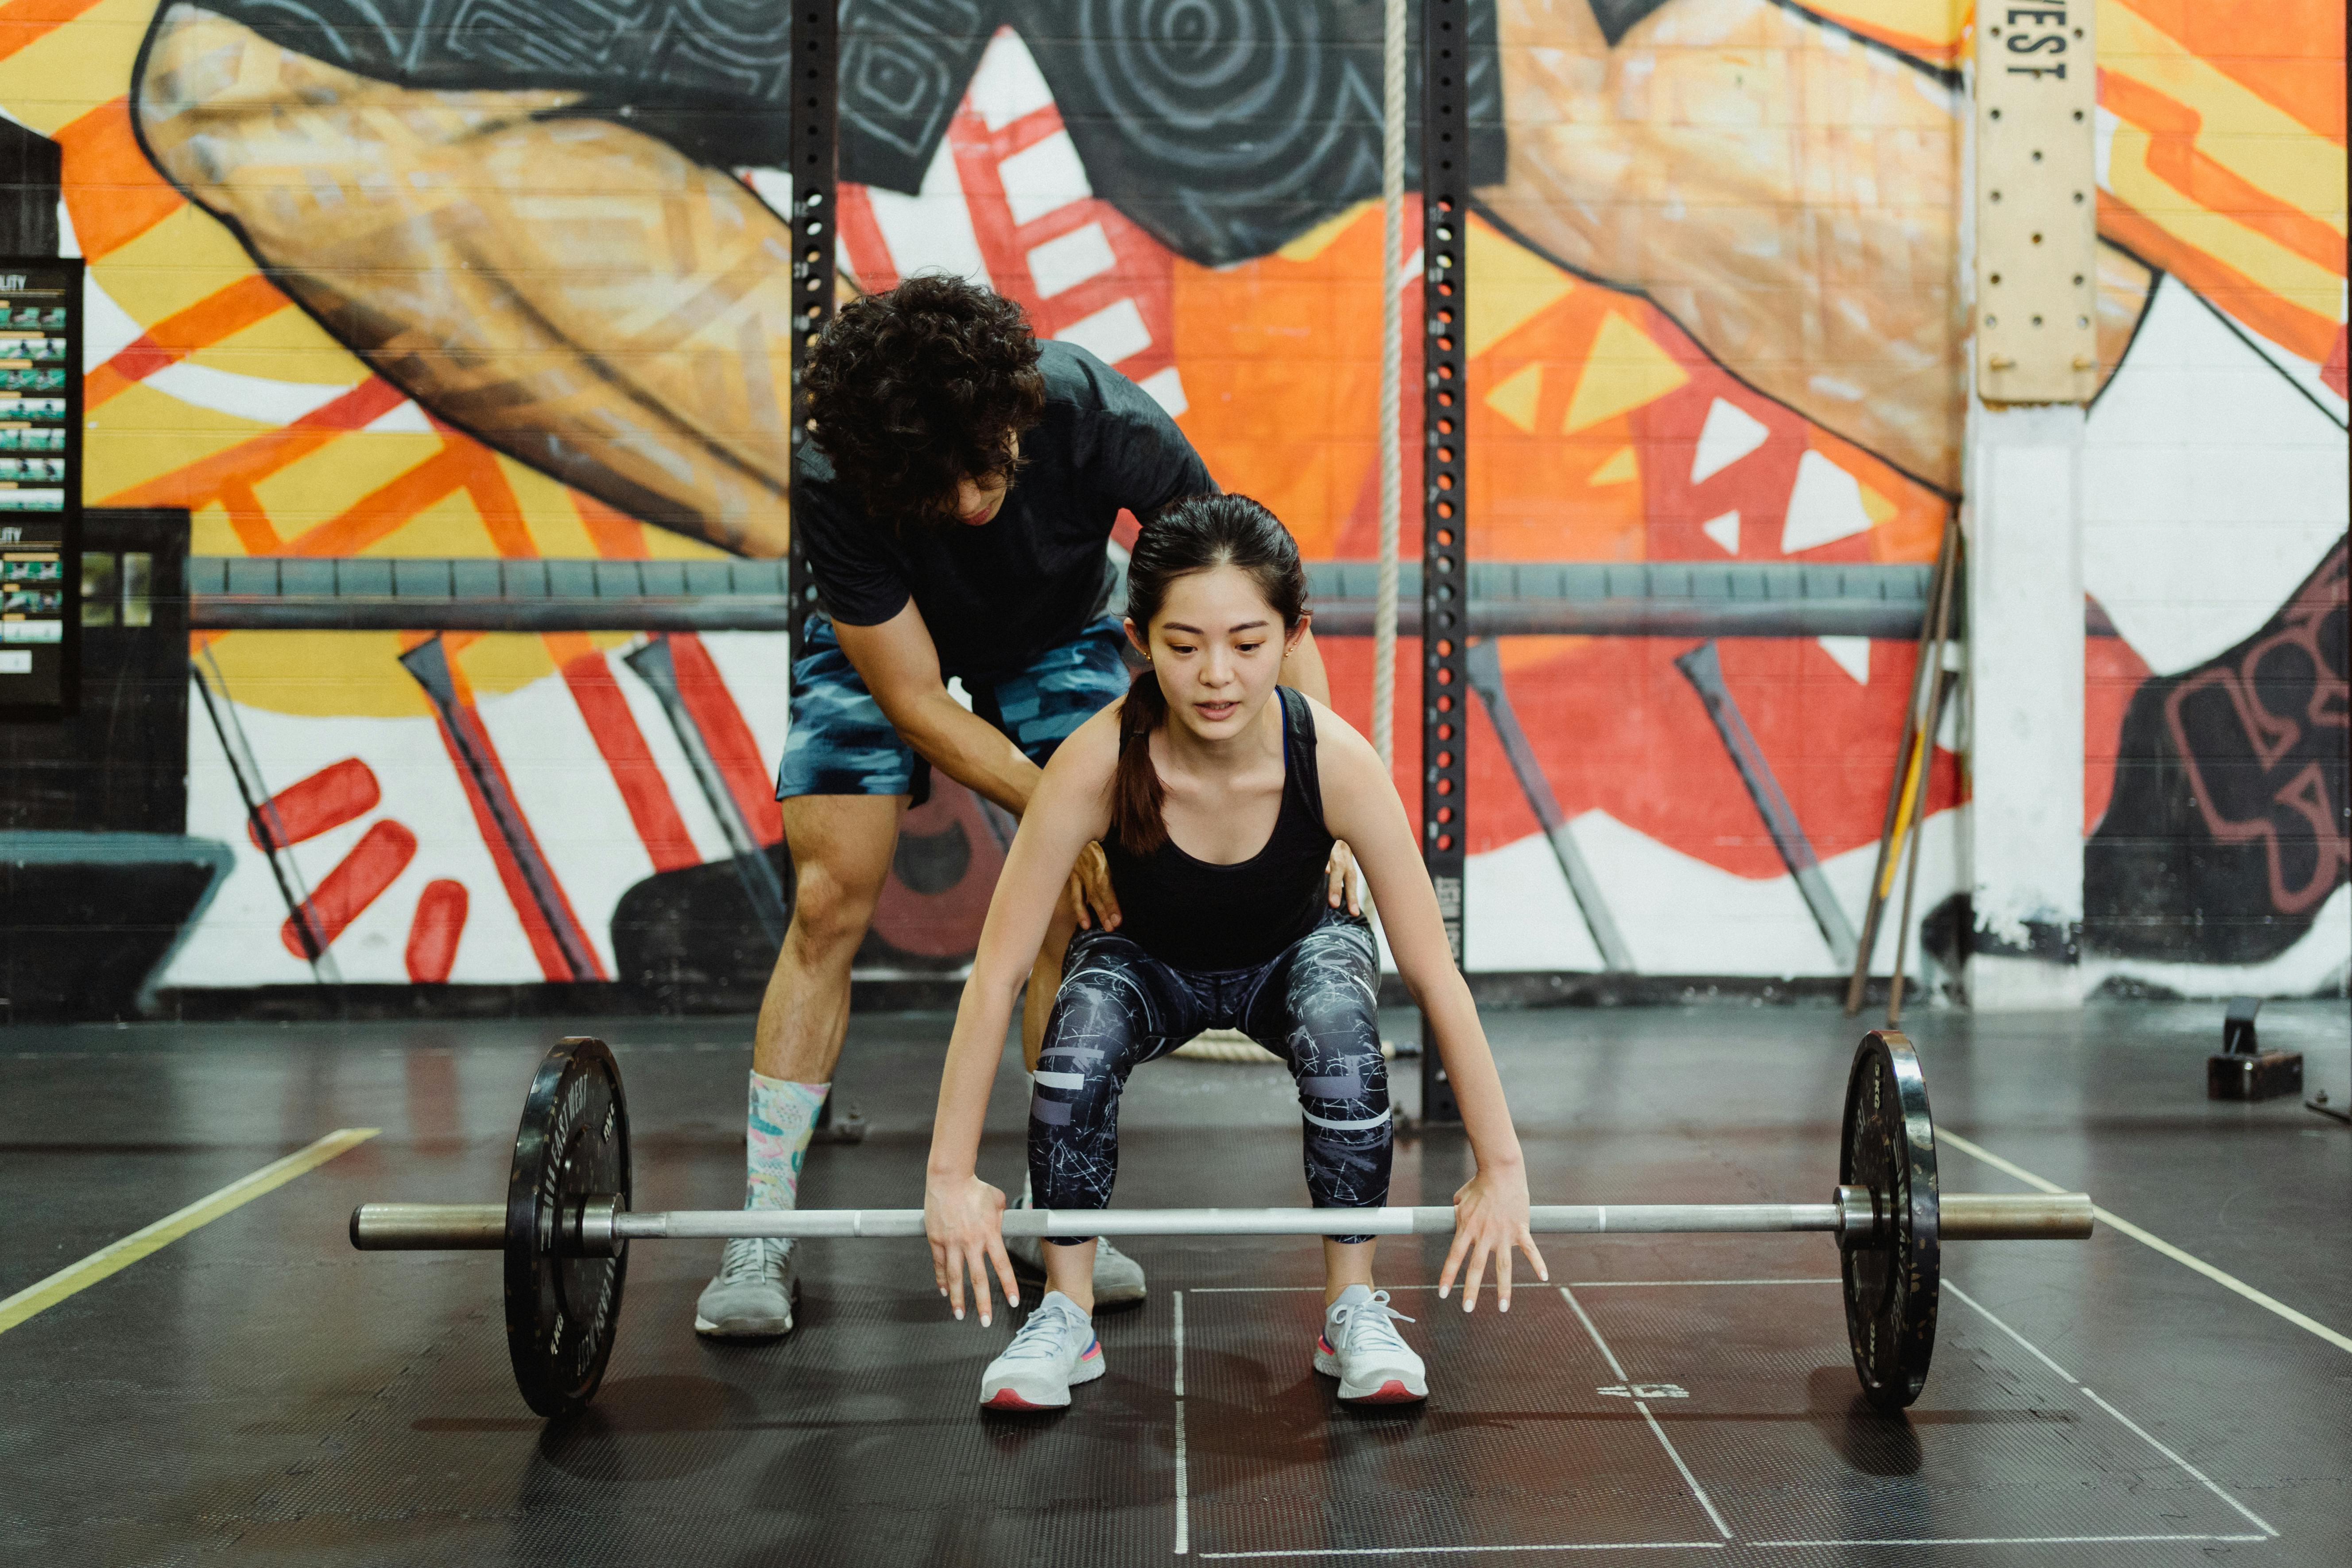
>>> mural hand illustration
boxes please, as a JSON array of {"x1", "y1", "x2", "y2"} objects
[{"x1": 1484, "y1": 0, "x2": 2151, "y2": 494}]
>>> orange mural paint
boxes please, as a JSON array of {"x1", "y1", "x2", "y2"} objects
[
  {"x1": 85, "y1": 274, "x2": 293, "y2": 409},
  {"x1": 54, "y1": 99, "x2": 185, "y2": 263}
]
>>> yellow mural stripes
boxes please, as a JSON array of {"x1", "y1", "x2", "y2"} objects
[
  {"x1": 1561, "y1": 312, "x2": 1688, "y2": 434},
  {"x1": 1466, "y1": 217, "x2": 1576, "y2": 359},
  {"x1": 83, "y1": 381, "x2": 277, "y2": 498},
  {"x1": 1484, "y1": 361, "x2": 1545, "y2": 434},
  {"x1": 189, "y1": 300, "x2": 369, "y2": 386},
  {"x1": 1587, "y1": 445, "x2": 1640, "y2": 487},
  {"x1": 0, "y1": 0, "x2": 153, "y2": 132},
  {"x1": 1807, "y1": 0, "x2": 1968, "y2": 59},
  {"x1": 2100, "y1": 0, "x2": 2349, "y2": 236},
  {"x1": 2107, "y1": 121, "x2": 2344, "y2": 321},
  {"x1": 1277, "y1": 200, "x2": 1377, "y2": 265}
]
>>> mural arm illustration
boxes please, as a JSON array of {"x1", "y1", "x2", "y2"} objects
[
  {"x1": 1482, "y1": 0, "x2": 2155, "y2": 494},
  {"x1": 134, "y1": 4, "x2": 800, "y2": 558}
]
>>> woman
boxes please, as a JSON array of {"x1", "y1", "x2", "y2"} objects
[{"x1": 924, "y1": 494, "x2": 1544, "y2": 1411}]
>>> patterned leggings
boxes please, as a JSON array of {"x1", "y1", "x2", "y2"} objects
[{"x1": 1030, "y1": 911, "x2": 1391, "y2": 1244}]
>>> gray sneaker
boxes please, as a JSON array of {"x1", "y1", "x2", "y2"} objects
[
  {"x1": 694, "y1": 1236, "x2": 798, "y2": 1337},
  {"x1": 1004, "y1": 1193, "x2": 1148, "y2": 1307},
  {"x1": 1314, "y1": 1285, "x2": 1427, "y2": 1404},
  {"x1": 979, "y1": 1290, "x2": 1104, "y2": 1411}
]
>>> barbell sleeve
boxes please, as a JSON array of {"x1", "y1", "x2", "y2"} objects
[
  {"x1": 350, "y1": 1203, "x2": 507, "y2": 1250},
  {"x1": 349, "y1": 1192, "x2": 2091, "y2": 1251},
  {"x1": 1938, "y1": 1192, "x2": 2094, "y2": 1240}
]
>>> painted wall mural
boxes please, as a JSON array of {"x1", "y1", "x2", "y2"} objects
[{"x1": 0, "y1": 0, "x2": 2340, "y2": 1016}]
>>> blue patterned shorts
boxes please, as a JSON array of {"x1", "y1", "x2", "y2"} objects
[{"x1": 775, "y1": 613, "x2": 1133, "y2": 803}]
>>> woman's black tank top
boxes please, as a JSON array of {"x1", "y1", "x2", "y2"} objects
[{"x1": 1103, "y1": 687, "x2": 1336, "y2": 972}]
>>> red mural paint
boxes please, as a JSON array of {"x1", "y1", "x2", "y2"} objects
[
  {"x1": 405, "y1": 879, "x2": 468, "y2": 983},
  {"x1": 556, "y1": 644, "x2": 699, "y2": 872},
  {"x1": 249, "y1": 756, "x2": 380, "y2": 850},
  {"x1": 280, "y1": 818, "x2": 417, "y2": 956},
  {"x1": 666, "y1": 633, "x2": 784, "y2": 846}
]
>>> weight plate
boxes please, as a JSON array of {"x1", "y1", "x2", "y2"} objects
[
  {"x1": 504, "y1": 1036, "x2": 632, "y2": 1418},
  {"x1": 1839, "y1": 1030, "x2": 1940, "y2": 1410}
]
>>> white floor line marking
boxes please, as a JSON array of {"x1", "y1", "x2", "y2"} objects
[
  {"x1": 1197, "y1": 1546, "x2": 1726, "y2": 1559},
  {"x1": 2080, "y1": 1387, "x2": 2281, "y2": 1539},
  {"x1": 1751, "y1": 1536, "x2": 2269, "y2": 1547},
  {"x1": 1558, "y1": 1287, "x2": 1732, "y2": 1541},
  {"x1": 1566, "y1": 1280, "x2": 1840, "y2": 1289},
  {"x1": 1940, "y1": 1128, "x2": 2352, "y2": 1356},
  {"x1": 1941, "y1": 1282, "x2": 2079, "y2": 1384},
  {"x1": 1174, "y1": 1291, "x2": 1189, "y2": 1557},
  {"x1": 1184, "y1": 1285, "x2": 1450, "y2": 1295},
  {"x1": 0, "y1": 1128, "x2": 379, "y2": 1336},
  {"x1": 1635, "y1": 1400, "x2": 1733, "y2": 1541},
  {"x1": 1941, "y1": 1281, "x2": 2280, "y2": 1539}
]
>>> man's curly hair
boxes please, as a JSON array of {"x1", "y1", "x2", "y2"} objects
[{"x1": 803, "y1": 274, "x2": 1047, "y2": 525}]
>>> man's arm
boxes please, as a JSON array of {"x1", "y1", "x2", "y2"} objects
[
  {"x1": 1281, "y1": 624, "x2": 1331, "y2": 705},
  {"x1": 833, "y1": 602, "x2": 1045, "y2": 817}
]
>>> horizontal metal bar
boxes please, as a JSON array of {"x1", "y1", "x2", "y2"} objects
[
  {"x1": 184, "y1": 558, "x2": 2124, "y2": 638},
  {"x1": 191, "y1": 598, "x2": 798, "y2": 633},
  {"x1": 616, "y1": 1203, "x2": 1851, "y2": 1241},
  {"x1": 348, "y1": 1193, "x2": 2090, "y2": 1250}
]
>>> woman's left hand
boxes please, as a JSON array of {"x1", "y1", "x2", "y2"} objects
[{"x1": 1439, "y1": 1162, "x2": 1546, "y2": 1313}]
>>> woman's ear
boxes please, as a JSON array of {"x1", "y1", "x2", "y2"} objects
[
  {"x1": 1284, "y1": 613, "x2": 1311, "y2": 659},
  {"x1": 1123, "y1": 617, "x2": 1149, "y2": 660}
]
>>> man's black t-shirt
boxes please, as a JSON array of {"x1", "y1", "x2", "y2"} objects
[{"x1": 796, "y1": 342, "x2": 1214, "y2": 683}]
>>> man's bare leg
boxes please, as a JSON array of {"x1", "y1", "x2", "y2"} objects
[
  {"x1": 136, "y1": 5, "x2": 798, "y2": 556},
  {"x1": 758, "y1": 795, "x2": 907, "y2": 1083},
  {"x1": 687, "y1": 794, "x2": 900, "y2": 1336}
]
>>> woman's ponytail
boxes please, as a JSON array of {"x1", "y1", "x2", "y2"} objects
[{"x1": 1111, "y1": 666, "x2": 1170, "y2": 852}]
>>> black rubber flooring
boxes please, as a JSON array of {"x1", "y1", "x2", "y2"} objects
[{"x1": 3, "y1": 1000, "x2": 2346, "y2": 1565}]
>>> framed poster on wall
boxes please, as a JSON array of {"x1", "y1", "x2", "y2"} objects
[{"x1": 0, "y1": 256, "x2": 79, "y2": 721}]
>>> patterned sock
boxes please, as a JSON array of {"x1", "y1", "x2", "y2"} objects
[{"x1": 746, "y1": 1071, "x2": 829, "y2": 1211}]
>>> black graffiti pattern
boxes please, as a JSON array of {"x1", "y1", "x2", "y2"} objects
[
  {"x1": 2087, "y1": 538, "x2": 2349, "y2": 963},
  {"x1": 1007, "y1": 0, "x2": 1503, "y2": 265},
  {"x1": 1029, "y1": 911, "x2": 1391, "y2": 1242},
  {"x1": 172, "y1": 0, "x2": 1501, "y2": 266}
]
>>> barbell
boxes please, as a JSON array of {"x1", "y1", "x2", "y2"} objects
[{"x1": 349, "y1": 1030, "x2": 2092, "y2": 1420}]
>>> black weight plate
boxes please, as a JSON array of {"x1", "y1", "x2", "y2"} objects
[
  {"x1": 1839, "y1": 1030, "x2": 1940, "y2": 1410},
  {"x1": 504, "y1": 1036, "x2": 631, "y2": 1418}
]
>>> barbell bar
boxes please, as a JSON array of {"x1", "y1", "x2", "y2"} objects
[
  {"x1": 345, "y1": 1031, "x2": 2095, "y2": 1420},
  {"x1": 354, "y1": 1192, "x2": 2089, "y2": 1251}
]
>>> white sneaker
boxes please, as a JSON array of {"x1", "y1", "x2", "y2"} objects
[
  {"x1": 693, "y1": 1236, "x2": 797, "y2": 1337},
  {"x1": 1314, "y1": 1285, "x2": 1428, "y2": 1404},
  {"x1": 1005, "y1": 1185, "x2": 1148, "y2": 1306},
  {"x1": 978, "y1": 1290, "x2": 1105, "y2": 1411}
]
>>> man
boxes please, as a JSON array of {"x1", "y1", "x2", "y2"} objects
[{"x1": 693, "y1": 275, "x2": 1352, "y2": 1336}]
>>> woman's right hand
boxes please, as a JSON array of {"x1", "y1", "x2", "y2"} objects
[{"x1": 925, "y1": 1172, "x2": 1019, "y2": 1326}]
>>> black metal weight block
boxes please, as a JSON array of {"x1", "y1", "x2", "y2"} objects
[
  {"x1": 1839, "y1": 1030, "x2": 1939, "y2": 1411},
  {"x1": 2209, "y1": 996, "x2": 2302, "y2": 1101},
  {"x1": 2209, "y1": 1050, "x2": 2303, "y2": 1101},
  {"x1": 505, "y1": 1036, "x2": 632, "y2": 1418}
]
